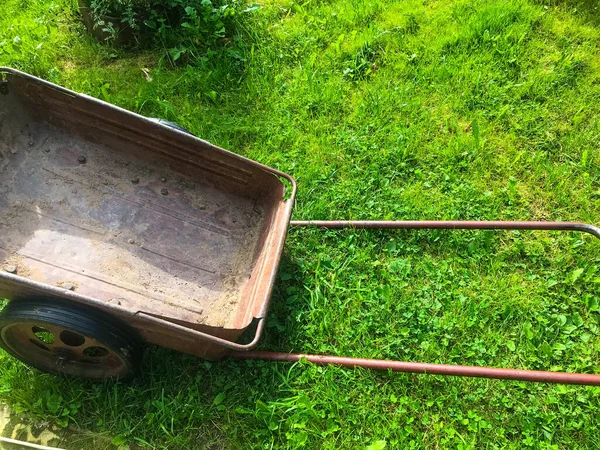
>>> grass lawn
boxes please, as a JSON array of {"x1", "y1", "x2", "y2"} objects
[{"x1": 2, "y1": 0, "x2": 600, "y2": 448}]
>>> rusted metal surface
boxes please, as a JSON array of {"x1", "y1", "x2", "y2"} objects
[
  {"x1": 0, "y1": 67, "x2": 296, "y2": 358},
  {"x1": 290, "y1": 220, "x2": 600, "y2": 238},
  {"x1": 230, "y1": 351, "x2": 600, "y2": 386}
]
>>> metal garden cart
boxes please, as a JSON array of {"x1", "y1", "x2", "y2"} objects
[{"x1": 1, "y1": 68, "x2": 599, "y2": 385}]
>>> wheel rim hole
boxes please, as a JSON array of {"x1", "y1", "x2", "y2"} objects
[
  {"x1": 29, "y1": 339, "x2": 49, "y2": 351},
  {"x1": 59, "y1": 330, "x2": 85, "y2": 347},
  {"x1": 83, "y1": 346, "x2": 109, "y2": 358},
  {"x1": 32, "y1": 326, "x2": 55, "y2": 344}
]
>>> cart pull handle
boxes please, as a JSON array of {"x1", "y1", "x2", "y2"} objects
[
  {"x1": 230, "y1": 351, "x2": 600, "y2": 386},
  {"x1": 289, "y1": 220, "x2": 600, "y2": 239}
]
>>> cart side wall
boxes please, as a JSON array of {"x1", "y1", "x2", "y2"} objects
[{"x1": 236, "y1": 192, "x2": 293, "y2": 327}]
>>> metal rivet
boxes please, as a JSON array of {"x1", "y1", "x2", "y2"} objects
[
  {"x1": 44, "y1": 148, "x2": 51, "y2": 153},
  {"x1": 77, "y1": 155, "x2": 86, "y2": 164},
  {"x1": 28, "y1": 141, "x2": 34, "y2": 147},
  {"x1": 128, "y1": 239, "x2": 135, "y2": 244},
  {"x1": 160, "y1": 177, "x2": 167, "y2": 182},
  {"x1": 161, "y1": 188, "x2": 169, "y2": 196},
  {"x1": 131, "y1": 177, "x2": 140, "y2": 184},
  {"x1": 56, "y1": 356, "x2": 68, "y2": 368},
  {"x1": 4, "y1": 265, "x2": 16, "y2": 274}
]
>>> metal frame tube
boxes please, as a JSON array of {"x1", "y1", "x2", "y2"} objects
[
  {"x1": 231, "y1": 351, "x2": 600, "y2": 386},
  {"x1": 136, "y1": 313, "x2": 267, "y2": 351},
  {"x1": 290, "y1": 220, "x2": 600, "y2": 239}
]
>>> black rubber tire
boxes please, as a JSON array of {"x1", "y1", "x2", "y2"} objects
[{"x1": 0, "y1": 299, "x2": 142, "y2": 380}]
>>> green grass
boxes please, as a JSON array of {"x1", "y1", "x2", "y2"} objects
[{"x1": 2, "y1": 0, "x2": 600, "y2": 448}]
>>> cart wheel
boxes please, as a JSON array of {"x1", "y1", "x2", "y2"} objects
[{"x1": 0, "y1": 300, "x2": 142, "y2": 380}]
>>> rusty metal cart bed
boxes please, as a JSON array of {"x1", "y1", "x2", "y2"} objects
[{"x1": 1, "y1": 68, "x2": 599, "y2": 385}]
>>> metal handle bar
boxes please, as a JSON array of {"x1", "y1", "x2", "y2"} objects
[
  {"x1": 230, "y1": 351, "x2": 600, "y2": 386},
  {"x1": 289, "y1": 220, "x2": 600, "y2": 239}
]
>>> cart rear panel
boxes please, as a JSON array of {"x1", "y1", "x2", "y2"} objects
[{"x1": 0, "y1": 69, "x2": 295, "y2": 357}]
